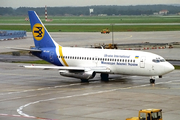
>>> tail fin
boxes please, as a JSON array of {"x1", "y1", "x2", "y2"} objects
[{"x1": 28, "y1": 11, "x2": 58, "y2": 48}]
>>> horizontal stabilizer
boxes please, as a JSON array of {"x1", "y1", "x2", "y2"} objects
[{"x1": 7, "y1": 47, "x2": 42, "y2": 52}]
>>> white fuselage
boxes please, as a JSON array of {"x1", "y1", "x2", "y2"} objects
[{"x1": 57, "y1": 47, "x2": 174, "y2": 77}]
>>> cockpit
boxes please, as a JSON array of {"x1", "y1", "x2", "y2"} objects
[{"x1": 152, "y1": 58, "x2": 166, "y2": 63}]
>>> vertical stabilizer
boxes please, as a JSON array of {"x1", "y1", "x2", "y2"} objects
[{"x1": 28, "y1": 11, "x2": 58, "y2": 48}]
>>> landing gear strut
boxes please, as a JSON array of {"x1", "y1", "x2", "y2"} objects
[
  {"x1": 100, "y1": 73, "x2": 109, "y2": 82},
  {"x1": 150, "y1": 79, "x2": 155, "y2": 84}
]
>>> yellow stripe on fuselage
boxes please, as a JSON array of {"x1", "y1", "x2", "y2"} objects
[{"x1": 59, "y1": 45, "x2": 68, "y2": 66}]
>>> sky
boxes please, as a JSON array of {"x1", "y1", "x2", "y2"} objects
[{"x1": 1, "y1": 0, "x2": 180, "y2": 8}]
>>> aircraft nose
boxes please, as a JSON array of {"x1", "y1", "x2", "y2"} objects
[{"x1": 164, "y1": 62, "x2": 174, "y2": 74}]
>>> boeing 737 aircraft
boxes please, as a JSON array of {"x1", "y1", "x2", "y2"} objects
[{"x1": 10, "y1": 11, "x2": 174, "y2": 84}]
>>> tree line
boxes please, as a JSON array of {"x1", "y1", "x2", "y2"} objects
[{"x1": 0, "y1": 5, "x2": 180, "y2": 16}]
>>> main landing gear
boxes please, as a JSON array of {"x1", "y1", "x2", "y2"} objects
[
  {"x1": 100, "y1": 73, "x2": 109, "y2": 82},
  {"x1": 81, "y1": 73, "x2": 109, "y2": 83}
]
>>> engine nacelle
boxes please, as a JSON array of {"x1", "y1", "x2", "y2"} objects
[{"x1": 59, "y1": 70, "x2": 96, "y2": 80}]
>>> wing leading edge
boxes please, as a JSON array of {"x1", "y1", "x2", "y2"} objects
[{"x1": 21, "y1": 65, "x2": 110, "y2": 73}]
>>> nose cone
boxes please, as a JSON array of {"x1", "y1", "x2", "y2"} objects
[{"x1": 164, "y1": 62, "x2": 174, "y2": 74}]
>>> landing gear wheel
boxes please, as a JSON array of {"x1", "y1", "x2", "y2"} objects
[
  {"x1": 100, "y1": 73, "x2": 109, "y2": 82},
  {"x1": 150, "y1": 79, "x2": 155, "y2": 84},
  {"x1": 81, "y1": 79, "x2": 89, "y2": 83}
]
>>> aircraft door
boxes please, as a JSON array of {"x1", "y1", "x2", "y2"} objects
[{"x1": 140, "y1": 56, "x2": 146, "y2": 68}]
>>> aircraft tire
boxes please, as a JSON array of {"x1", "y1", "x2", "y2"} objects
[
  {"x1": 150, "y1": 79, "x2": 155, "y2": 84},
  {"x1": 81, "y1": 79, "x2": 89, "y2": 83},
  {"x1": 100, "y1": 73, "x2": 109, "y2": 82}
]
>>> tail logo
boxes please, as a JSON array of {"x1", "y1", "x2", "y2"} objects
[{"x1": 33, "y1": 23, "x2": 45, "y2": 41}]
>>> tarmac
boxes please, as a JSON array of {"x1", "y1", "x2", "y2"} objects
[{"x1": 0, "y1": 31, "x2": 180, "y2": 120}]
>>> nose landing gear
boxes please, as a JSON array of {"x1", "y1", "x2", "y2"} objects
[{"x1": 150, "y1": 79, "x2": 155, "y2": 84}]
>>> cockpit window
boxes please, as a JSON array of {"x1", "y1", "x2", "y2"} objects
[
  {"x1": 160, "y1": 59, "x2": 166, "y2": 62},
  {"x1": 152, "y1": 58, "x2": 166, "y2": 63}
]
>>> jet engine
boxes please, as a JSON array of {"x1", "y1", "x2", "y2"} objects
[{"x1": 59, "y1": 70, "x2": 96, "y2": 80}]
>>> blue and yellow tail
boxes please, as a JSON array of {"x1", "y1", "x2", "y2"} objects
[
  {"x1": 28, "y1": 11, "x2": 64, "y2": 66},
  {"x1": 28, "y1": 11, "x2": 58, "y2": 48}
]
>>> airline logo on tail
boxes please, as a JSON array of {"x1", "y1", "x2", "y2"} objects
[{"x1": 33, "y1": 23, "x2": 45, "y2": 41}]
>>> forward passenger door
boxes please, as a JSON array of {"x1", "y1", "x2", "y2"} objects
[{"x1": 140, "y1": 56, "x2": 146, "y2": 68}]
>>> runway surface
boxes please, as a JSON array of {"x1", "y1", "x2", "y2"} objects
[
  {"x1": 0, "y1": 31, "x2": 180, "y2": 120},
  {"x1": 1, "y1": 31, "x2": 180, "y2": 51},
  {"x1": 0, "y1": 62, "x2": 180, "y2": 120}
]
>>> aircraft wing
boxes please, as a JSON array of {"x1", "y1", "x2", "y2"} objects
[
  {"x1": 21, "y1": 65, "x2": 110, "y2": 73},
  {"x1": 7, "y1": 47, "x2": 42, "y2": 52}
]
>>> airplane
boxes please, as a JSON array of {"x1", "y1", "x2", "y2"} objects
[{"x1": 10, "y1": 11, "x2": 174, "y2": 84}]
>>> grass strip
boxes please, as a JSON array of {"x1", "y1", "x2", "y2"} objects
[
  {"x1": 1, "y1": 16, "x2": 180, "y2": 24},
  {"x1": 1, "y1": 25, "x2": 180, "y2": 32},
  {"x1": 174, "y1": 65, "x2": 180, "y2": 70},
  {"x1": 13, "y1": 60, "x2": 50, "y2": 64}
]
